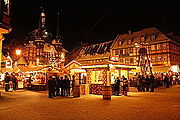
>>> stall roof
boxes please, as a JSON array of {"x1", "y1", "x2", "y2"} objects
[
  {"x1": 152, "y1": 66, "x2": 171, "y2": 73},
  {"x1": 17, "y1": 65, "x2": 51, "y2": 72},
  {"x1": 0, "y1": 68, "x2": 13, "y2": 73}
]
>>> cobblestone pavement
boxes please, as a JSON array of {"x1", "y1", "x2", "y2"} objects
[{"x1": 0, "y1": 86, "x2": 180, "y2": 120}]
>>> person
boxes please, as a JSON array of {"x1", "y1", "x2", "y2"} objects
[
  {"x1": 114, "y1": 77, "x2": 120, "y2": 96},
  {"x1": 150, "y1": 74, "x2": 155, "y2": 92},
  {"x1": 47, "y1": 76, "x2": 56, "y2": 98},
  {"x1": 4, "y1": 72, "x2": 11, "y2": 92},
  {"x1": 122, "y1": 76, "x2": 128, "y2": 95},
  {"x1": 140, "y1": 75, "x2": 146, "y2": 92},
  {"x1": 60, "y1": 77, "x2": 64, "y2": 96},
  {"x1": 54, "y1": 75, "x2": 60, "y2": 96},
  {"x1": 11, "y1": 73, "x2": 17, "y2": 90},
  {"x1": 63, "y1": 75, "x2": 70, "y2": 97},
  {"x1": 164, "y1": 75, "x2": 169, "y2": 88},
  {"x1": 145, "y1": 75, "x2": 150, "y2": 92},
  {"x1": 122, "y1": 76, "x2": 128, "y2": 96},
  {"x1": 136, "y1": 75, "x2": 141, "y2": 91}
]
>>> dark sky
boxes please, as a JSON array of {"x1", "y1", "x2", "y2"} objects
[{"x1": 4, "y1": 0, "x2": 180, "y2": 50}]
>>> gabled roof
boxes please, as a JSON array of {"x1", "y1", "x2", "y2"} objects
[
  {"x1": 16, "y1": 56, "x2": 28, "y2": 65},
  {"x1": 64, "y1": 60, "x2": 82, "y2": 68},
  {"x1": 111, "y1": 27, "x2": 171, "y2": 49},
  {"x1": 1, "y1": 55, "x2": 9, "y2": 62}
]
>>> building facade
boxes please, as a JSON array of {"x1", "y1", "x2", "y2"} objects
[
  {"x1": 65, "y1": 27, "x2": 180, "y2": 95},
  {"x1": 111, "y1": 27, "x2": 180, "y2": 74},
  {"x1": 22, "y1": 10, "x2": 67, "y2": 68},
  {"x1": 0, "y1": 0, "x2": 11, "y2": 68}
]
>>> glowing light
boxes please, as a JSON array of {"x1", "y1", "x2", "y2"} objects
[
  {"x1": 16, "y1": 49, "x2": 22, "y2": 55},
  {"x1": 171, "y1": 65, "x2": 179, "y2": 73}
]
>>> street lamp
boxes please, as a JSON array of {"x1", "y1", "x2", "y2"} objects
[{"x1": 16, "y1": 49, "x2": 22, "y2": 55}]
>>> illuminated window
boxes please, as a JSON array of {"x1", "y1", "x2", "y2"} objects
[
  {"x1": 119, "y1": 41, "x2": 123, "y2": 46},
  {"x1": 127, "y1": 39, "x2": 133, "y2": 45},
  {"x1": 130, "y1": 58, "x2": 134, "y2": 63},
  {"x1": 119, "y1": 58, "x2": 124, "y2": 63},
  {"x1": 140, "y1": 35, "x2": 146, "y2": 42},
  {"x1": 115, "y1": 49, "x2": 119, "y2": 55},
  {"x1": 119, "y1": 49, "x2": 123, "y2": 56},
  {"x1": 91, "y1": 70, "x2": 103, "y2": 84}
]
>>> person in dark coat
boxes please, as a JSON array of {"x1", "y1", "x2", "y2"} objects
[
  {"x1": 140, "y1": 75, "x2": 146, "y2": 92},
  {"x1": 136, "y1": 75, "x2": 141, "y2": 91},
  {"x1": 145, "y1": 75, "x2": 150, "y2": 92},
  {"x1": 122, "y1": 76, "x2": 128, "y2": 95},
  {"x1": 150, "y1": 74, "x2": 155, "y2": 92},
  {"x1": 52, "y1": 74, "x2": 60, "y2": 96},
  {"x1": 11, "y1": 73, "x2": 17, "y2": 90},
  {"x1": 47, "y1": 76, "x2": 56, "y2": 98},
  {"x1": 164, "y1": 75, "x2": 169, "y2": 88},
  {"x1": 60, "y1": 77, "x2": 64, "y2": 96},
  {"x1": 114, "y1": 77, "x2": 120, "y2": 96},
  {"x1": 4, "y1": 73, "x2": 11, "y2": 92},
  {"x1": 64, "y1": 75, "x2": 70, "y2": 97}
]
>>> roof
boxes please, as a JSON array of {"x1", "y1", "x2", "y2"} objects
[
  {"x1": 75, "y1": 40, "x2": 113, "y2": 60},
  {"x1": 16, "y1": 56, "x2": 28, "y2": 65},
  {"x1": 17, "y1": 65, "x2": 51, "y2": 72},
  {"x1": 1, "y1": 55, "x2": 9, "y2": 62},
  {"x1": 111, "y1": 27, "x2": 171, "y2": 49},
  {"x1": 0, "y1": 68, "x2": 13, "y2": 73},
  {"x1": 44, "y1": 43, "x2": 58, "y2": 53}
]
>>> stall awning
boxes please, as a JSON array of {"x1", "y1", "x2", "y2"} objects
[
  {"x1": 0, "y1": 68, "x2": 13, "y2": 73},
  {"x1": 152, "y1": 66, "x2": 171, "y2": 73}
]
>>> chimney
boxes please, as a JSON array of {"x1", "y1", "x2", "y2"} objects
[{"x1": 128, "y1": 30, "x2": 132, "y2": 35}]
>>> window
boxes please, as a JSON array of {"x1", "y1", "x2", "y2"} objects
[
  {"x1": 130, "y1": 58, "x2": 134, "y2": 63},
  {"x1": 151, "y1": 45, "x2": 157, "y2": 50},
  {"x1": 2, "y1": 0, "x2": 10, "y2": 15},
  {"x1": 119, "y1": 58, "x2": 124, "y2": 63},
  {"x1": 129, "y1": 47, "x2": 133, "y2": 53},
  {"x1": 115, "y1": 49, "x2": 119, "y2": 55},
  {"x1": 91, "y1": 70, "x2": 103, "y2": 84},
  {"x1": 119, "y1": 41, "x2": 123, "y2": 46},
  {"x1": 127, "y1": 39, "x2": 133, "y2": 45},
  {"x1": 150, "y1": 34, "x2": 156, "y2": 41},
  {"x1": 119, "y1": 49, "x2": 123, "y2": 56},
  {"x1": 140, "y1": 35, "x2": 146, "y2": 43}
]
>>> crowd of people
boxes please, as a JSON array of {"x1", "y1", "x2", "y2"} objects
[
  {"x1": 136, "y1": 74, "x2": 155, "y2": 92},
  {"x1": 47, "y1": 74, "x2": 75, "y2": 98},
  {"x1": 130, "y1": 73, "x2": 180, "y2": 91},
  {"x1": 4, "y1": 72, "x2": 18, "y2": 92},
  {"x1": 114, "y1": 76, "x2": 129, "y2": 96}
]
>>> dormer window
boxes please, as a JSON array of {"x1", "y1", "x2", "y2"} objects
[
  {"x1": 140, "y1": 35, "x2": 146, "y2": 42},
  {"x1": 119, "y1": 40, "x2": 123, "y2": 46},
  {"x1": 127, "y1": 39, "x2": 133, "y2": 45},
  {"x1": 150, "y1": 33, "x2": 156, "y2": 41}
]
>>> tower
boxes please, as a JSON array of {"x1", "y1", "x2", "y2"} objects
[
  {"x1": 35, "y1": 9, "x2": 47, "y2": 65},
  {"x1": 52, "y1": 11, "x2": 62, "y2": 47}
]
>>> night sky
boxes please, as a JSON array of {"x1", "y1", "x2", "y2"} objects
[{"x1": 4, "y1": 0, "x2": 180, "y2": 50}]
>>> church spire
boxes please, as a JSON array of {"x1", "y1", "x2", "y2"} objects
[
  {"x1": 53, "y1": 11, "x2": 62, "y2": 45},
  {"x1": 37, "y1": 7, "x2": 46, "y2": 40}
]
